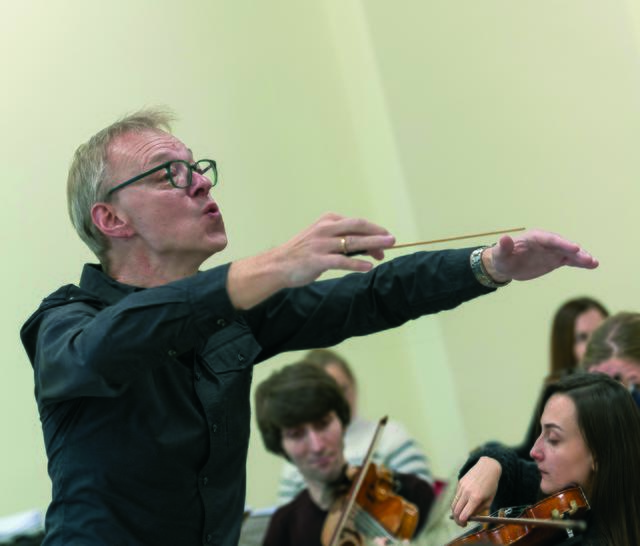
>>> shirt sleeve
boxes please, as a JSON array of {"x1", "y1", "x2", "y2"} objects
[
  {"x1": 22, "y1": 265, "x2": 238, "y2": 405},
  {"x1": 458, "y1": 442, "x2": 541, "y2": 510},
  {"x1": 244, "y1": 248, "x2": 493, "y2": 362}
]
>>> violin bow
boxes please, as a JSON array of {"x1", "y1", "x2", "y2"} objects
[
  {"x1": 327, "y1": 416, "x2": 389, "y2": 546},
  {"x1": 467, "y1": 514, "x2": 587, "y2": 531}
]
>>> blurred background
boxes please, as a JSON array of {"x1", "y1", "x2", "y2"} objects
[{"x1": 1, "y1": 0, "x2": 638, "y2": 516}]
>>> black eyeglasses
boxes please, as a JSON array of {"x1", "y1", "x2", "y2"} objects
[{"x1": 107, "y1": 159, "x2": 218, "y2": 196}]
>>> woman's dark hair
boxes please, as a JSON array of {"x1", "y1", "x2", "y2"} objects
[
  {"x1": 304, "y1": 348, "x2": 357, "y2": 389},
  {"x1": 254, "y1": 361, "x2": 351, "y2": 459},
  {"x1": 539, "y1": 373, "x2": 640, "y2": 545},
  {"x1": 581, "y1": 312, "x2": 640, "y2": 370},
  {"x1": 549, "y1": 297, "x2": 608, "y2": 379}
]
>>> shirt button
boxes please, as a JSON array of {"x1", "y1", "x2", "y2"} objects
[
  {"x1": 168, "y1": 349, "x2": 177, "y2": 357},
  {"x1": 202, "y1": 476, "x2": 209, "y2": 486},
  {"x1": 216, "y1": 318, "x2": 227, "y2": 327},
  {"x1": 211, "y1": 423, "x2": 218, "y2": 433},
  {"x1": 194, "y1": 371, "x2": 201, "y2": 381},
  {"x1": 206, "y1": 534, "x2": 212, "y2": 543},
  {"x1": 237, "y1": 353, "x2": 245, "y2": 362}
]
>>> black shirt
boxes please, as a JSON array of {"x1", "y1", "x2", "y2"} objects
[{"x1": 20, "y1": 249, "x2": 490, "y2": 545}]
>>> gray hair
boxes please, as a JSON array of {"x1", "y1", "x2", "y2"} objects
[{"x1": 66, "y1": 107, "x2": 175, "y2": 260}]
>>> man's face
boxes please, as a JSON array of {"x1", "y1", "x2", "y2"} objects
[
  {"x1": 101, "y1": 129, "x2": 227, "y2": 265},
  {"x1": 281, "y1": 411, "x2": 346, "y2": 486}
]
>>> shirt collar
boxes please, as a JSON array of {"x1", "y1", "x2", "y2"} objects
[{"x1": 79, "y1": 263, "x2": 146, "y2": 306}]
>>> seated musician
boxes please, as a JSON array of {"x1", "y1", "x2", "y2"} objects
[
  {"x1": 254, "y1": 361, "x2": 435, "y2": 546},
  {"x1": 276, "y1": 348, "x2": 434, "y2": 505},
  {"x1": 582, "y1": 311, "x2": 640, "y2": 407},
  {"x1": 450, "y1": 373, "x2": 640, "y2": 546}
]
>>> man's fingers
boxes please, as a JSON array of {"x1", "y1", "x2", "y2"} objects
[
  {"x1": 496, "y1": 234, "x2": 515, "y2": 255},
  {"x1": 317, "y1": 213, "x2": 392, "y2": 238},
  {"x1": 340, "y1": 234, "x2": 395, "y2": 256}
]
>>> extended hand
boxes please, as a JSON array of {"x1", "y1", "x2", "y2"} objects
[
  {"x1": 482, "y1": 230, "x2": 599, "y2": 284},
  {"x1": 227, "y1": 212, "x2": 395, "y2": 310},
  {"x1": 274, "y1": 212, "x2": 396, "y2": 287}
]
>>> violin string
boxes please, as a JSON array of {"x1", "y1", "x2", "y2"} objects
[
  {"x1": 352, "y1": 506, "x2": 390, "y2": 537},
  {"x1": 351, "y1": 504, "x2": 396, "y2": 541}
]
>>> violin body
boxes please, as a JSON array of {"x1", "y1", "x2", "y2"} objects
[
  {"x1": 321, "y1": 463, "x2": 419, "y2": 546},
  {"x1": 446, "y1": 486, "x2": 590, "y2": 545}
]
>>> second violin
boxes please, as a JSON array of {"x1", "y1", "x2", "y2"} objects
[{"x1": 446, "y1": 486, "x2": 589, "y2": 546}]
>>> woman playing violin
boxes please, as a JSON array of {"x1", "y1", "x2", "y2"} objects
[
  {"x1": 255, "y1": 361, "x2": 434, "y2": 545},
  {"x1": 451, "y1": 373, "x2": 640, "y2": 545}
]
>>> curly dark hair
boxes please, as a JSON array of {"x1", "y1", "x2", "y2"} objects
[{"x1": 254, "y1": 361, "x2": 351, "y2": 460}]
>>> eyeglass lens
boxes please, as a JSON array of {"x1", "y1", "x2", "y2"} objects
[{"x1": 168, "y1": 160, "x2": 216, "y2": 188}]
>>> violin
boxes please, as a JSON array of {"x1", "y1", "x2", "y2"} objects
[
  {"x1": 320, "y1": 417, "x2": 420, "y2": 546},
  {"x1": 445, "y1": 486, "x2": 590, "y2": 546},
  {"x1": 321, "y1": 462, "x2": 419, "y2": 545}
]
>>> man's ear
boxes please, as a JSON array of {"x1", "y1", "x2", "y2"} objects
[{"x1": 91, "y1": 202, "x2": 135, "y2": 239}]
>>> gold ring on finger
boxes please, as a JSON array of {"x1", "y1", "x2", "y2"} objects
[{"x1": 340, "y1": 237, "x2": 348, "y2": 254}]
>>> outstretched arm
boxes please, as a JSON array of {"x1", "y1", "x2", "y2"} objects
[{"x1": 227, "y1": 221, "x2": 598, "y2": 311}]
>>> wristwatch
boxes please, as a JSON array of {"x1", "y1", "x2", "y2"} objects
[{"x1": 470, "y1": 246, "x2": 511, "y2": 289}]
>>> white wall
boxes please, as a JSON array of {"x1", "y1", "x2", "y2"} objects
[{"x1": 1, "y1": 0, "x2": 638, "y2": 515}]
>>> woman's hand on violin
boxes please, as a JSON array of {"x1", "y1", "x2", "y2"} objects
[{"x1": 451, "y1": 456, "x2": 502, "y2": 527}]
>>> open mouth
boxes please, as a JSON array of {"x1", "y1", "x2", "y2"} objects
[{"x1": 203, "y1": 202, "x2": 219, "y2": 216}]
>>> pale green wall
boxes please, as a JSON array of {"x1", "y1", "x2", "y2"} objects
[{"x1": 1, "y1": 0, "x2": 638, "y2": 516}]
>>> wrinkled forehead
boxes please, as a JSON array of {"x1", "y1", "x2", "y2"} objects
[{"x1": 107, "y1": 129, "x2": 190, "y2": 173}]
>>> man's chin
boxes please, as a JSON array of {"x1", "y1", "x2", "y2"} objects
[
  {"x1": 322, "y1": 465, "x2": 347, "y2": 486},
  {"x1": 205, "y1": 234, "x2": 228, "y2": 255}
]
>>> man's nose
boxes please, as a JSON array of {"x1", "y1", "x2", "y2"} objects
[
  {"x1": 307, "y1": 430, "x2": 325, "y2": 452},
  {"x1": 188, "y1": 171, "x2": 213, "y2": 198}
]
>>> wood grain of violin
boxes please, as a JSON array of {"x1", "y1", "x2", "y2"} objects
[
  {"x1": 445, "y1": 486, "x2": 590, "y2": 546},
  {"x1": 321, "y1": 463, "x2": 418, "y2": 545},
  {"x1": 321, "y1": 417, "x2": 421, "y2": 546}
]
